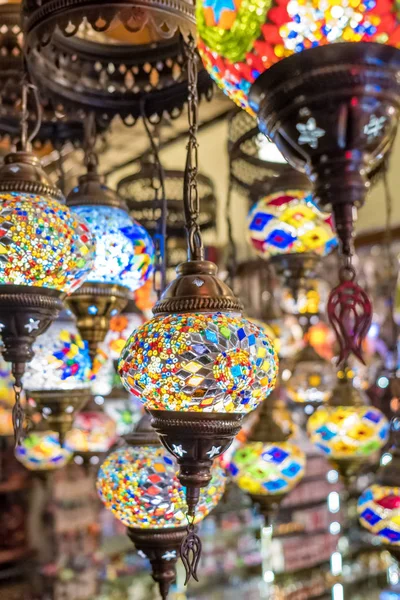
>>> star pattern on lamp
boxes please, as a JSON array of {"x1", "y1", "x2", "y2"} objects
[
  {"x1": 172, "y1": 444, "x2": 187, "y2": 457},
  {"x1": 207, "y1": 445, "x2": 222, "y2": 458},
  {"x1": 162, "y1": 550, "x2": 177, "y2": 561},
  {"x1": 24, "y1": 318, "x2": 40, "y2": 333},
  {"x1": 364, "y1": 114, "x2": 386, "y2": 140},
  {"x1": 296, "y1": 118, "x2": 325, "y2": 149}
]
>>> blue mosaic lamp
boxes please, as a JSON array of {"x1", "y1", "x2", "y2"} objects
[
  {"x1": 229, "y1": 392, "x2": 304, "y2": 522},
  {"x1": 66, "y1": 159, "x2": 154, "y2": 359}
]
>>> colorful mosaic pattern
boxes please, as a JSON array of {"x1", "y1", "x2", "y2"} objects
[
  {"x1": 247, "y1": 317, "x2": 280, "y2": 355},
  {"x1": 15, "y1": 431, "x2": 72, "y2": 471},
  {"x1": 247, "y1": 191, "x2": 337, "y2": 258},
  {"x1": 197, "y1": 0, "x2": 400, "y2": 113},
  {"x1": 118, "y1": 312, "x2": 278, "y2": 413},
  {"x1": 286, "y1": 356, "x2": 335, "y2": 404},
  {"x1": 102, "y1": 313, "x2": 145, "y2": 360},
  {"x1": 104, "y1": 394, "x2": 142, "y2": 436},
  {"x1": 67, "y1": 411, "x2": 117, "y2": 453},
  {"x1": 0, "y1": 192, "x2": 94, "y2": 292},
  {"x1": 230, "y1": 440, "x2": 305, "y2": 495},
  {"x1": 73, "y1": 205, "x2": 154, "y2": 292},
  {"x1": 307, "y1": 405, "x2": 389, "y2": 458},
  {"x1": 23, "y1": 320, "x2": 92, "y2": 391},
  {"x1": 96, "y1": 445, "x2": 226, "y2": 528},
  {"x1": 358, "y1": 484, "x2": 400, "y2": 546}
]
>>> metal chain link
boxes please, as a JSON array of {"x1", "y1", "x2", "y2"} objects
[
  {"x1": 12, "y1": 384, "x2": 24, "y2": 447},
  {"x1": 140, "y1": 99, "x2": 167, "y2": 297},
  {"x1": 183, "y1": 35, "x2": 204, "y2": 261}
]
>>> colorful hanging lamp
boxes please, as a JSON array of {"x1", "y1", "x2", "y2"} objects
[
  {"x1": 15, "y1": 430, "x2": 72, "y2": 471},
  {"x1": 0, "y1": 81, "x2": 95, "y2": 444},
  {"x1": 247, "y1": 171, "x2": 337, "y2": 299},
  {"x1": 67, "y1": 410, "x2": 117, "y2": 466},
  {"x1": 307, "y1": 369, "x2": 390, "y2": 486},
  {"x1": 358, "y1": 415, "x2": 400, "y2": 559},
  {"x1": 118, "y1": 37, "x2": 279, "y2": 582},
  {"x1": 229, "y1": 391, "x2": 305, "y2": 523},
  {"x1": 97, "y1": 415, "x2": 226, "y2": 598},
  {"x1": 23, "y1": 316, "x2": 92, "y2": 444},
  {"x1": 197, "y1": 0, "x2": 400, "y2": 364},
  {"x1": 66, "y1": 147, "x2": 154, "y2": 359},
  {"x1": 285, "y1": 343, "x2": 335, "y2": 407}
]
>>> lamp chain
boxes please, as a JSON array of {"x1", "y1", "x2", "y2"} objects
[
  {"x1": 84, "y1": 112, "x2": 98, "y2": 170},
  {"x1": 12, "y1": 384, "x2": 24, "y2": 447},
  {"x1": 183, "y1": 35, "x2": 204, "y2": 262},
  {"x1": 19, "y1": 76, "x2": 42, "y2": 152},
  {"x1": 226, "y1": 172, "x2": 238, "y2": 291},
  {"x1": 140, "y1": 100, "x2": 167, "y2": 296}
]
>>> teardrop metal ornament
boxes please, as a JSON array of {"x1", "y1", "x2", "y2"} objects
[{"x1": 180, "y1": 522, "x2": 202, "y2": 585}]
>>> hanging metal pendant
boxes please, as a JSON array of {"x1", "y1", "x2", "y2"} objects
[{"x1": 327, "y1": 265, "x2": 372, "y2": 365}]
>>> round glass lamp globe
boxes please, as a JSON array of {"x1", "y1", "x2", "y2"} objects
[
  {"x1": 118, "y1": 313, "x2": 278, "y2": 413},
  {"x1": 67, "y1": 411, "x2": 117, "y2": 453},
  {"x1": 0, "y1": 192, "x2": 95, "y2": 292},
  {"x1": 15, "y1": 431, "x2": 72, "y2": 470},
  {"x1": 196, "y1": 0, "x2": 400, "y2": 114},
  {"x1": 22, "y1": 320, "x2": 92, "y2": 391},
  {"x1": 247, "y1": 190, "x2": 337, "y2": 259},
  {"x1": 230, "y1": 440, "x2": 305, "y2": 495},
  {"x1": 72, "y1": 205, "x2": 154, "y2": 292},
  {"x1": 307, "y1": 406, "x2": 389, "y2": 459},
  {"x1": 358, "y1": 484, "x2": 400, "y2": 546},
  {"x1": 286, "y1": 359, "x2": 335, "y2": 404},
  {"x1": 97, "y1": 445, "x2": 226, "y2": 528}
]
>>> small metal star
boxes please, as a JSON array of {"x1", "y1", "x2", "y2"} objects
[
  {"x1": 206, "y1": 446, "x2": 221, "y2": 459},
  {"x1": 162, "y1": 550, "x2": 177, "y2": 561},
  {"x1": 24, "y1": 318, "x2": 40, "y2": 333},
  {"x1": 364, "y1": 114, "x2": 386, "y2": 140},
  {"x1": 296, "y1": 117, "x2": 325, "y2": 149},
  {"x1": 172, "y1": 444, "x2": 187, "y2": 457},
  {"x1": 193, "y1": 278, "x2": 204, "y2": 287},
  {"x1": 0, "y1": 323, "x2": 4, "y2": 331}
]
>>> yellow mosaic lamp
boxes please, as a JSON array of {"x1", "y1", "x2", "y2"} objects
[{"x1": 307, "y1": 369, "x2": 390, "y2": 486}]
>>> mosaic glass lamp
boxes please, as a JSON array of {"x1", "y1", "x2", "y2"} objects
[
  {"x1": 0, "y1": 149, "x2": 95, "y2": 443},
  {"x1": 307, "y1": 370, "x2": 389, "y2": 486},
  {"x1": 197, "y1": 0, "x2": 400, "y2": 364},
  {"x1": 247, "y1": 172, "x2": 337, "y2": 298},
  {"x1": 286, "y1": 343, "x2": 335, "y2": 406},
  {"x1": 67, "y1": 410, "x2": 117, "y2": 465},
  {"x1": 24, "y1": 316, "x2": 92, "y2": 444},
  {"x1": 66, "y1": 160, "x2": 154, "y2": 359},
  {"x1": 230, "y1": 392, "x2": 304, "y2": 522},
  {"x1": 358, "y1": 418, "x2": 400, "y2": 559},
  {"x1": 15, "y1": 430, "x2": 72, "y2": 471},
  {"x1": 97, "y1": 415, "x2": 226, "y2": 599}
]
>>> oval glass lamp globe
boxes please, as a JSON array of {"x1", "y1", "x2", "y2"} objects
[
  {"x1": 358, "y1": 484, "x2": 400, "y2": 546},
  {"x1": 196, "y1": 0, "x2": 400, "y2": 114},
  {"x1": 72, "y1": 205, "x2": 155, "y2": 292},
  {"x1": 0, "y1": 192, "x2": 95, "y2": 292},
  {"x1": 15, "y1": 431, "x2": 72, "y2": 471},
  {"x1": 22, "y1": 320, "x2": 92, "y2": 391},
  {"x1": 96, "y1": 445, "x2": 226, "y2": 528},
  {"x1": 247, "y1": 190, "x2": 337, "y2": 259},
  {"x1": 118, "y1": 313, "x2": 278, "y2": 413},
  {"x1": 307, "y1": 406, "x2": 389, "y2": 459},
  {"x1": 230, "y1": 441, "x2": 306, "y2": 495},
  {"x1": 67, "y1": 411, "x2": 117, "y2": 453}
]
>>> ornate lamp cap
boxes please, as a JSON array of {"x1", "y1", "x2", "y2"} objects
[
  {"x1": 66, "y1": 165, "x2": 128, "y2": 210},
  {"x1": 0, "y1": 151, "x2": 64, "y2": 202},
  {"x1": 124, "y1": 413, "x2": 160, "y2": 447},
  {"x1": 152, "y1": 260, "x2": 244, "y2": 315}
]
